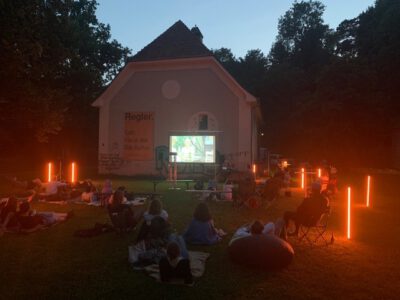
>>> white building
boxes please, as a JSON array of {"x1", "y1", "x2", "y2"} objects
[{"x1": 92, "y1": 21, "x2": 260, "y2": 176}]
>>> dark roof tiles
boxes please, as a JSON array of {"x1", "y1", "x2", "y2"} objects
[{"x1": 128, "y1": 20, "x2": 212, "y2": 62}]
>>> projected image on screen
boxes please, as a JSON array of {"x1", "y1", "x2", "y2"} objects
[{"x1": 170, "y1": 136, "x2": 215, "y2": 163}]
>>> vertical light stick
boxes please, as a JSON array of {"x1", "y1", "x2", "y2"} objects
[
  {"x1": 366, "y1": 175, "x2": 371, "y2": 207},
  {"x1": 47, "y1": 162, "x2": 52, "y2": 182},
  {"x1": 318, "y1": 168, "x2": 321, "y2": 177},
  {"x1": 347, "y1": 186, "x2": 351, "y2": 239},
  {"x1": 71, "y1": 162, "x2": 76, "y2": 183},
  {"x1": 301, "y1": 168, "x2": 305, "y2": 189},
  {"x1": 253, "y1": 164, "x2": 256, "y2": 175}
]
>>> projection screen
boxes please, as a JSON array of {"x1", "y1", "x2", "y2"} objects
[{"x1": 169, "y1": 135, "x2": 215, "y2": 163}]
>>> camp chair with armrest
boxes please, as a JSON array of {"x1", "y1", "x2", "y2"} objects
[
  {"x1": 234, "y1": 179, "x2": 261, "y2": 208},
  {"x1": 298, "y1": 206, "x2": 332, "y2": 246}
]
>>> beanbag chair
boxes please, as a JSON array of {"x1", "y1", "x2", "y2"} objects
[{"x1": 228, "y1": 234, "x2": 294, "y2": 270}]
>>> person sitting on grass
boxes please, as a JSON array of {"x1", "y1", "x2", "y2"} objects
[
  {"x1": 132, "y1": 217, "x2": 188, "y2": 269},
  {"x1": 159, "y1": 241, "x2": 193, "y2": 285},
  {"x1": 136, "y1": 199, "x2": 169, "y2": 242},
  {"x1": 107, "y1": 186, "x2": 128, "y2": 205},
  {"x1": 229, "y1": 219, "x2": 287, "y2": 245},
  {"x1": 283, "y1": 182, "x2": 329, "y2": 237},
  {"x1": 143, "y1": 199, "x2": 168, "y2": 225},
  {"x1": 81, "y1": 184, "x2": 97, "y2": 203},
  {"x1": 183, "y1": 202, "x2": 225, "y2": 245},
  {"x1": 108, "y1": 190, "x2": 138, "y2": 232},
  {"x1": 100, "y1": 179, "x2": 113, "y2": 206}
]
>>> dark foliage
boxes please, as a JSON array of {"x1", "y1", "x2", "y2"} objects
[
  {"x1": 0, "y1": 0, "x2": 130, "y2": 167},
  {"x1": 216, "y1": 0, "x2": 399, "y2": 168}
]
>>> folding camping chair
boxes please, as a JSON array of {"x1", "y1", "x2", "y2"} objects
[
  {"x1": 297, "y1": 206, "x2": 332, "y2": 246},
  {"x1": 233, "y1": 178, "x2": 263, "y2": 208}
]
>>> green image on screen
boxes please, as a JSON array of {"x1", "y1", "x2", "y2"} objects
[{"x1": 169, "y1": 136, "x2": 215, "y2": 163}]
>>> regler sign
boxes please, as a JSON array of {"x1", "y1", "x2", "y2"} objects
[{"x1": 123, "y1": 112, "x2": 155, "y2": 161}]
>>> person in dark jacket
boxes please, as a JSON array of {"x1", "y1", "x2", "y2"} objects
[
  {"x1": 159, "y1": 241, "x2": 193, "y2": 284},
  {"x1": 283, "y1": 182, "x2": 329, "y2": 236}
]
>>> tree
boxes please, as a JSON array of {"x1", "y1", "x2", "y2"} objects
[
  {"x1": 260, "y1": 0, "x2": 400, "y2": 167},
  {"x1": 268, "y1": 0, "x2": 334, "y2": 69},
  {"x1": 335, "y1": 18, "x2": 359, "y2": 59},
  {"x1": 0, "y1": 0, "x2": 130, "y2": 153},
  {"x1": 212, "y1": 47, "x2": 239, "y2": 80},
  {"x1": 236, "y1": 49, "x2": 268, "y2": 94}
]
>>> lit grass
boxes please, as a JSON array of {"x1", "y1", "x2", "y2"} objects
[{"x1": 0, "y1": 175, "x2": 399, "y2": 299}]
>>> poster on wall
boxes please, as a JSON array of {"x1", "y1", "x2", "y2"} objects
[{"x1": 123, "y1": 112, "x2": 154, "y2": 161}]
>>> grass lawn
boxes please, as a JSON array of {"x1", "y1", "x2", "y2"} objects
[{"x1": 0, "y1": 173, "x2": 399, "y2": 299}]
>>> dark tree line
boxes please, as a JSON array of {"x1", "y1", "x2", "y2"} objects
[
  {"x1": 213, "y1": 0, "x2": 400, "y2": 167},
  {"x1": 0, "y1": 0, "x2": 398, "y2": 170},
  {"x1": 0, "y1": 0, "x2": 129, "y2": 168}
]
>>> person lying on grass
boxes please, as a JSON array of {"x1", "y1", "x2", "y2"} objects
[
  {"x1": 39, "y1": 176, "x2": 68, "y2": 201},
  {"x1": 1, "y1": 198, "x2": 73, "y2": 236},
  {"x1": 17, "y1": 201, "x2": 73, "y2": 231},
  {"x1": 0, "y1": 197, "x2": 19, "y2": 236},
  {"x1": 283, "y1": 182, "x2": 329, "y2": 237},
  {"x1": 136, "y1": 199, "x2": 169, "y2": 242},
  {"x1": 183, "y1": 202, "x2": 225, "y2": 245},
  {"x1": 159, "y1": 241, "x2": 193, "y2": 285},
  {"x1": 7, "y1": 177, "x2": 43, "y2": 195},
  {"x1": 229, "y1": 219, "x2": 287, "y2": 245}
]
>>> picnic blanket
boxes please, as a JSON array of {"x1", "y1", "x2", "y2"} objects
[
  {"x1": 128, "y1": 243, "x2": 210, "y2": 284},
  {"x1": 145, "y1": 251, "x2": 209, "y2": 285}
]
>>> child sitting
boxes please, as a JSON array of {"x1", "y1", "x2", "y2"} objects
[{"x1": 159, "y1": 242, "x2": 193, "y2": 285}]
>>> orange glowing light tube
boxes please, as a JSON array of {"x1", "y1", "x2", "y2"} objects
[
  {"x1": 252, "y1": 164, "x2": 256, "y2": 174},
  {"x1": 366, "y1": 175, "x2": 371, "y2": 207},
  {"x1": 347, "y1": 187, "x2": 351, "y2": 239},
  {"x1": 318, "y1": 168, "x2": 321, "y2": 177},
  {"x1": 301, "y1": 168, "x2": 305, "y2": 189},
  {"x1": 47, "y1": 162, "x2": 52, "y2": 182},
  {"x1": 71, "y1": 162, "x2": 76, "y2": 183}
]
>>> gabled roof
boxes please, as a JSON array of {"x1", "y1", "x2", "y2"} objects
[
  {"x1": 92, "y1": 21, "x2": 258, "y2": 108},
  {"x1": 128, "y1": 20, "x2": 212, "y2": 62}
]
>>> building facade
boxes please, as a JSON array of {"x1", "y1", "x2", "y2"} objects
[{"x1": 92, "y1": 21, "x2": 260, "y2": 176}]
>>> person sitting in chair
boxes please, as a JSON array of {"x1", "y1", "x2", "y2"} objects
[
  {"x1": 283, "y1": 182, "x2": 329, "y2": 237},
  {"x1": 262, "y1": 173, "x2": 283, "y2": 202}
]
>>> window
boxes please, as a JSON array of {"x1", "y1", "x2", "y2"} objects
[{"x1": 198, "y1": 114, "x2": 208, "y2": 130}]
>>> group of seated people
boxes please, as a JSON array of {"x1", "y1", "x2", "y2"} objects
[
  {"x1": 123, "y1": 196, "x2": 226, "y2": 284},
  {"x1": 3, "y1": 173, "x2": 330, "y2": 282},
  {"x1": 124, "y1": 178, "x2": 329, "y2": 283},
  {"x1": 0, "y1": 197, "x2": 73, "y2": 236}
]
